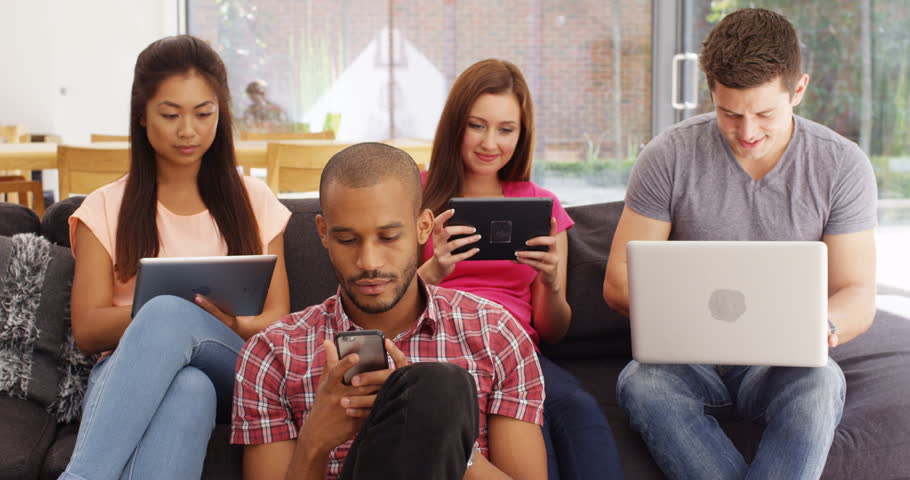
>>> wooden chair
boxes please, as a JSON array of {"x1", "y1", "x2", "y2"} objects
[
  {"x1": 265, "y1": 142, "x2": 353, "y2": 194},
  {"x1": 90, "y1": 133, "x2": 130, "y2": 142},
  {"x1": 58, "y1": 145, "x2": 130, "y2": 198},
  {"x1": 0, "y1": 125, "x2": 29, "y2": 143},
  {"x1": 0, "y1": 175, "x2": 45, "y2": 217},
  {"x1": 1, "y1": 125, "x2": 32, "y2": 177},
  {"x1": 381, "y1": 139, "x2": 432, "y2": 170},
  {"x1": 238, "y1": 130, "x2": 336, "y2": 141}
]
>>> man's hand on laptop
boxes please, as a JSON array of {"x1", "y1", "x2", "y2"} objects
[{"x1": 341, "y1": 339, "x2": 410, "y2": 418}]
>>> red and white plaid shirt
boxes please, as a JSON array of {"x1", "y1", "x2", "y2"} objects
[{"x1": 231, "y1": 282, "x2": 545, "y2": 479}]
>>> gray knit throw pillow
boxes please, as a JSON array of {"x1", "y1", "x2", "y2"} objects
[{"x1": 0, "y1": 233, "x2": 97, "y2": 423}]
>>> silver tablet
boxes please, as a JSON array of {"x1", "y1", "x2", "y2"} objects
[{"x1": 131, "y1": 255, "x2": 277, "y2": 318}]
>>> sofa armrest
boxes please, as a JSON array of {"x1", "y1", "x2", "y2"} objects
[
  {"x1": 0, "y1": 202, "x2": 40, "y2": 237},
  {"x1": 40, "y1": 196, "x2": 85, "y2": 247}
]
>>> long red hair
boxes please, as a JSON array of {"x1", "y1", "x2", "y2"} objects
[{"x1": 422, "y1": 59, "x2": 535, "y2": 215}]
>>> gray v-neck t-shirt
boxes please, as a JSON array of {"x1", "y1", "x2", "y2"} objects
[{"x1": 625, "y1": 113, "x2": 877, "y2": 241}]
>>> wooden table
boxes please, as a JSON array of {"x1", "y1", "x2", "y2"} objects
[
  {"x1": 0, "y1": 141, "x2": 269, "y2": 170},
  {"x1": 0, "y1": 142, "x2": 59, "y2": 171},
  {"x1": 236, "y1": 138, "x2": 432, "y2": 170},
  {"x1": 380, "y1": 139, "x2": 433, "y2": 168},
  {"x1": 0, "y1": 138, "x2": 432, "y2": 183},
  {"x1": 235, "y1": 140, "x2": 268, "y2": 169}
]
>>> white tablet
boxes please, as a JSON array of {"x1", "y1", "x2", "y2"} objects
[{"x1": 131, "y1": 255, "x2": 277, "y2": 318}]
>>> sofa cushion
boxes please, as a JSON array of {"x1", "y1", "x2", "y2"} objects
[
  {"x1": 0, "y1": 396, "x2": 57, "y2": 480},
  {"x1": 0, "y1": 233, "x2": 93, "y2": 428},
  {"x1": 41, "y1": 424, "x2": 244, "y2": 480},
  {"x1": 39, "y1": 196, "x2": 85, "y2": 248},
  {"x1": 823, "y1": 309, "x2": 910, "y2": 479},
  {"x1": 279, "y1": 199, "x2": 339, "y2": 311},
  {"x1": 0, "y1": 234, "x2": 70, "y2": 408},
  {"x1": 201, "y1": 425, "x2": 244, "y2": 480},
  {"x1": 557, "y1": 308, "x2": 910, "y2": 480},
  {"x1": 39, "y1": 422, "x2": 77, "y2": 480},
  {"x1": 0, "y1": 202, "x2": 40, "y2": 237},
  {"x1": 542, "y1": 201, "x2": 632, "y2": 360}
]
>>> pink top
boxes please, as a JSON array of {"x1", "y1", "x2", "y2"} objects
[
  {"x1": 69, "y1": 176, "x2": 291, "y2": 307},
  {"x1": 422, "y1": 179, "x2": 574, "y2": 346}
]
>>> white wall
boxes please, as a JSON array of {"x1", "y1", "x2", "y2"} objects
[
  {"x1": 0, "y1": 0, "x2": 59, "y2": 135},
  {"x1": 0, "y1": 0, "x2": 179, "y2": 143}
]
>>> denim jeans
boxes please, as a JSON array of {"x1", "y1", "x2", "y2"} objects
[
  {"x1": 538, "y1": 354, "x2": 623, "y2": 480},
  {"x1": 616, "y1": 359, "x2": 846, "y2": 480},
  {"x1": 60, "y1": 295, "x2": 245, "y2": 480},
  {"x1": 340, "y1": 362, "x2": 479, "y2": 479}
]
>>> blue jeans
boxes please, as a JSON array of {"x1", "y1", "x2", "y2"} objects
[
  {"x1": 616, "y1": 360, "x2": 845, "y2": 480},
  {"x1": 60, "y1": 295, "x2": 245, "y2": 480},
  {"x1": 539, "y1": 354, "x2": 624, "y2": 480}
]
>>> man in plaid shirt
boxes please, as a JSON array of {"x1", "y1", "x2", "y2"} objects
[{"x1": 232, "y1": 143, "x2": 547, "y2": 480}]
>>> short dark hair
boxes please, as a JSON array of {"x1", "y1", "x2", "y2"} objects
[
  {"x1": 699, "y1": 8, "x2": 802, "y2": 95},
  {"x1": 319, "y1": 143, "x2": 422, "y2": 211}
]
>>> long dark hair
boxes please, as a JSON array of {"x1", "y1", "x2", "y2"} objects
[
  {"x1": 115, "y1": 35, "x2": 261, "y2": 282},
  {"x1": 422, "y1": 59, "x2": 535, "y2": 215}
]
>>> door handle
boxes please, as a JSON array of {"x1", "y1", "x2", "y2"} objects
[{"x1": 671, "y1": 52, "x2": 699, "y2": 110}]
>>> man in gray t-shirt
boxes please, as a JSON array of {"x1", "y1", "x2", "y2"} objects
[
  {"x1": 604, "y1": 8, "x2": 877, "y2": 480},
  {"x1": 626, "y1": 112, "x2": 877, "y2": 242}
]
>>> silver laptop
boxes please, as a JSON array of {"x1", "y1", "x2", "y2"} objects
[
  {"x1": 626, "y1": 241, "x2": 828, "y2": 367},
  {"x1": 131, "y1": 255, "x2": 277, "y2": 318}
]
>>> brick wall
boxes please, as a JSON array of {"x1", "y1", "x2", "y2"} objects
[{"x1": 190, "y1": 0, "x2": 652, "y2": 162}]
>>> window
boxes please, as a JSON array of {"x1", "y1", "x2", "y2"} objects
[
  {"x1": 187, "y1": 0, "x2": 652, "y2": 206},
  {"x1": 669, "y1": 0, "x2": 910, "y2": 300}
]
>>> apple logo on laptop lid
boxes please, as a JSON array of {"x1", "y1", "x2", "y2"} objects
[{"x1": 709, "y1": 289, "x2": 747, "y2": 322}]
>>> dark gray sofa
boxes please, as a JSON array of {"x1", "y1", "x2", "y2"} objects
[{"x1": 1, "y1": 196, "x2": 908, "y2": 479}]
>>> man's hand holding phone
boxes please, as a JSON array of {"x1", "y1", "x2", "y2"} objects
[
  {"x1": 340, "y1": 339, "x2": 409, "y2": 418},
  {"x1": 298, "y1": 336, "x2": 411, "y2": 456},
  {"x1": 297, "y1": 340, "x2": 381, "y2": 455}
]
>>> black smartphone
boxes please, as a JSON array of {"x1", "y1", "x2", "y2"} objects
[
  {"x1": 334, "y1": 330, "x2": 389, "y2": 385},
  {"x1": 447, "y1": 197, "x2": 553, "y2": 261}
]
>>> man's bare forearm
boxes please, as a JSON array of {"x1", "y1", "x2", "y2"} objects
[
  {"x1": 284, "y1": 432, "x2": 330, "y2": 480},
  {"x1": 828, "y1": 285, "x2": 876, "y2": 345}
]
